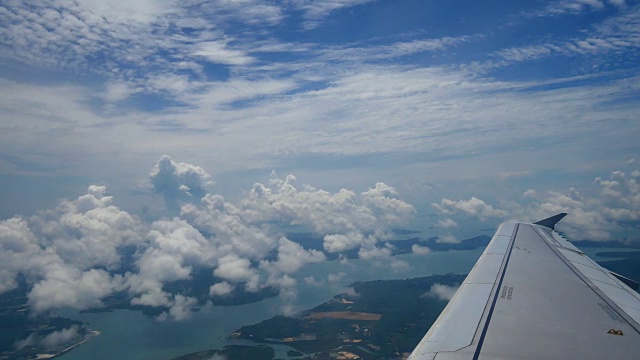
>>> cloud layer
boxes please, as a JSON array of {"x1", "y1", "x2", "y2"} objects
[
  {"x1": 432, "y1": 165, "x2": 640, "y2": 242},
  {"x1": 0, "y1": 156, "x2": 414, "y2": 320}
]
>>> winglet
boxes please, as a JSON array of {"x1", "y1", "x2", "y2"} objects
[{"x1": 533, "y1": 213, "x2": 567, "y2": 230}]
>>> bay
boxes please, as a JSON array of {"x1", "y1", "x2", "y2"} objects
[{"x1": 57, "y1": 249, "x2": 483, "y2": 360}]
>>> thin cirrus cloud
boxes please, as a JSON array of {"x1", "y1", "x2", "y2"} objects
[
  {"x1": 497, "y1": 8, "x2": 640, "y2": 62},
  {"x1": 530, "y1": 0, "x2": 628, "y2": 17},
  {"x1": 0, "y1": 0, "x2": 639, "y2": 321}
]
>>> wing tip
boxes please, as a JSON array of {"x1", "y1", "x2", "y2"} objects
[{"x1": 533, "y1": 213, "x2": 568, "y2": 230}]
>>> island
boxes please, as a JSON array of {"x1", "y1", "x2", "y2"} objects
[
  {"x1": 0, "y1": 282, "x2": 100, "y2": 360},
  {"x1": 173, "y1": 274, "x2": 467, "y2": 360}
]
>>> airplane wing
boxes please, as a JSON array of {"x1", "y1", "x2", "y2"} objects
[{"x1": 408, "y1": 214, "x2": 640, "y2": 359}]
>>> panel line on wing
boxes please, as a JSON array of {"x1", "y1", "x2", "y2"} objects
[
  {"x1": 533, "y1": 225, "x2": 640, "y2": 334},
  {"x1": 471, "y1": 224, "x2": 519, "y2": 360}
]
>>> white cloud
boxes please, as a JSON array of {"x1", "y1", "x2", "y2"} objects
[
  {"x1": 499, "y1": 8, "x2": 640, "y2": 63},
  {"x1": 0, "y1": 185, "x2": 143, "y2": 313},
  {"x1": 28, "y1": 267, "x2": 124, "y2": 313},
  {"x1": 436, "y1": 234, "x2": 459, "y2": 244},
  {"x1": 290, "y1": 0, "x2": 376, "y2": 29},
  {"x1": 261, "y1": 237, "x2": 326, "y2": 274},
  {"x1": 390, "y1": 259, "x2": 410, "y2": 270},
  {"x1": 357, "y1": 245, "x2": 392, "y2": 259},
  {"x1": 40, "y1": 325, "x2": 81, "y2": 349},
  {"x1": 327, "y1": 272, "x2": 347, "y2": 283},
  {"x1": 159, "y1": 294, "x2": 199, "y2": 321},
  {"x1": 433, "y1": 197, "x2": 508, "y2": 220},
  {"x1": 318, "y1": 36, "x2": 473, "y2": 62},
  {"x1": 193, "y1": 41, "x2": 255, "y2": 65},
  {"x1": 303, "y1": 276, "x2": 323, "y2": 286},
  {"x1": 150, "y1": 155, "x2": 214, "y2": 210},
  {"x1": 214, "y1": 254, "x2": 258, "y2": 283},
  {"x1": 103, "y1": 81, "x2": 140, "y2": 102},
  {"x1": 505, "y1": 168, "x2": 640, "y2": 242},
  {"x1": 412, "y1": 244, "x2": 431, "y2": 255},
  {"x1": 323, "y1": 232, "x2": 370, "y2": 253},
  {"x1": 530, "y1": 0, "x2": 628, "y2": 17},
  {"x1": 499, "y1": 170, "x2": 531, "y2": 180},
  {"x1": 436, "y1": 218, "x2": 458, "y2": 229},
  {"x1": 0, "y1": 217, "x2": 40, "y2": 293},
  {"x1": 1, "y1": 0, "x2": 639, "y2": 327},
  {"x1": 210, "y1": 282, "x2": 235, "y2": 297},
  {"x1": 423, "y1": 283, "x2": 459, "y2": 301},
  {"x1": 201, "y1": 0, "x2": 284, "y2": 25},
  {"x1": 245, "y1": 175, "x2": 414, "y2": 255},
  {"x1": 344, "y1": 286, "x2": 360, "y2": 299},
  {"x1": 15, "y1": 325, "x2": 82, "y2": 351}
]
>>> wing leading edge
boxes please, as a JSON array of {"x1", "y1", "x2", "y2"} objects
[{"x1": 408, "y1": 215, "x2": 640, "y2": 360}]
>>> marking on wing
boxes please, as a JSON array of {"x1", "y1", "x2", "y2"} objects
[
  {"x1": 407, "y1": 222, "x2": 518, "y2": 359},
  {"x1": 499, "y1": 285, "x2": 514, "y2": 301}
]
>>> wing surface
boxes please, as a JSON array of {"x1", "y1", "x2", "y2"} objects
[{"x1": 408, "y1": 217, "x2": 640, "y2": 359}]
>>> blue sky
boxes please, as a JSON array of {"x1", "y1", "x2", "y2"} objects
[
  {"x1": 1, "y1": 0, "x2": 639, "y2": 232},
  {"x1": 0, "y1": 0, "x2": 639, "y2": 320}
]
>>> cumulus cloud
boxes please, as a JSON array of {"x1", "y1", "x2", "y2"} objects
[
  {"x1": 214, "y1": 254, "x2": 259, "y2": 284},
  {"x1": 436, "y1": 234, "x2": 460, "y2": 244},
  {"x1": 433, "y1": 197, "x2": 508, "y2": 220},
  {"x1": 357, "y1": 245, "x2": 392, "y2": 259},
  {"x1": 517, "y1": 168, "x2": 640, "y2": 241},
  {"x1": 28, "y1": 267, "x2": 124, "y2": 313},
  {"x1": 260, "y1": 238, "x2": 326, "y2": 275},
  {"x1": 0, "y1": 157, "x2": 418, "y2": 320},
  {"x1": 158, "y1": 295, "x2": 199, "y2": 321},
  {"x1": 245, "y1": 175, "x2": 415, "y2": 254},
  {"x1": 303, "y1": 276, "x2": 323, "y2": 286},
  {"x1": 0, "y1": 185, "x2": 142, "y2": 314},
  {"x1": 423, "y1": 283, "x2": 459, "y2": 301},
  {"x1": 0, "y1": 218, "x2": 40, "y2": 293},
  {"x1": 436, "y1": 218, "x2": 458, "y2": 229},
  {"x1": 15, "y1": 325, "x2": 83, "y2": 351},
  {"x1": 390, "y1": 259, "x2": 410, "y2": 270},
  {"x1": 40, "y1": 325, "x2": 82, "y2": 348},
  {"x1": 3, "y1": 156, "x2": 638, "y2": 323},
  {"x1": 150, "y1": 155, "x2": 214, "y2": 210},
  {"x1": 328, "y1": 272, "x2": 347, "y2": 283},
  {"x1": 430, "y1": 166, "x2": 639, "y2": 243},
  {"x1": 344, "y1": 286, "x2": 360, "y2": 299},
  {"x1": 209, "y1": 282, "x2": 235, "y2": 297},
  {"x1": 19, "y1": 184, "x2": 143, "y2": 272},
  {"x1": 412, "y1": 244, "x2": 432, "y2": 255}
]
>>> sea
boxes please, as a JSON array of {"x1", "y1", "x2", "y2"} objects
[{"x1": 56, "y1": 247, "x2": 625, "y2": 360}]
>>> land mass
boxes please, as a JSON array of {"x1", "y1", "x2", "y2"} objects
[
  {"x1": 172, "y1": 246, "x2": 640, "y2": 360},
  {"x1": 173, "y1": 274, "x2": 466, "y2": 360},
  {"x1": 0, "y1": 282, "x2": 99, "y2": 360}
]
